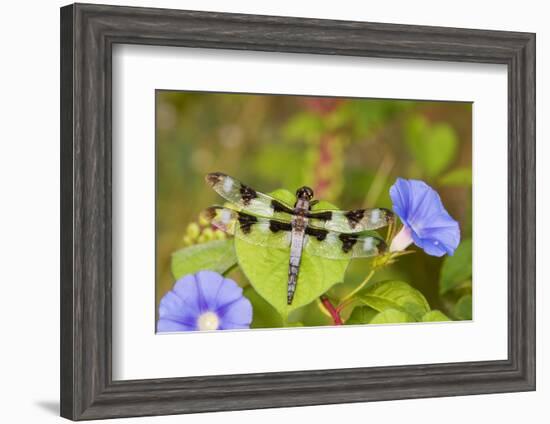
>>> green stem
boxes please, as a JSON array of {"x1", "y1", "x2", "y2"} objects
[
  {"x1": 336, "y1": 298, "x2": 360, "y2": 315},
  {"x1": 341, "y1": 269, "x2": 376, "y2": 303}
]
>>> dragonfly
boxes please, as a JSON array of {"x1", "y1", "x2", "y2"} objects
[{"x1": 204, "y1": 172, "x2": 394, "y2": 305}]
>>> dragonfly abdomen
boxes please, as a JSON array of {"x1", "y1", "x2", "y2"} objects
[
  {"x1": 287, "y1": 261, "x2": 300, "y2": 305},
  {"x1": 287, "y1": 220, "x2": 307, "y2": 305}
]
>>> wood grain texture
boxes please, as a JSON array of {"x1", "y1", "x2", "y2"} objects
[{"x1": 60, "y1": 3, "x2": 536, "y2": 420}]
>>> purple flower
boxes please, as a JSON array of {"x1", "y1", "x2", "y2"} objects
[
  {"x1": 157, "y1": 271, "x2": 252, "y2": 332},
  {"x1": 389, "y1": 178, "x2": 460, "y2": 257}
]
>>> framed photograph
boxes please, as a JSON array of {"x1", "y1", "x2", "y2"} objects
[{"x1": 60, "y1": 3, "x2": 536, "y2": 420}]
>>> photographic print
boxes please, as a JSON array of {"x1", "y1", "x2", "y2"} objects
[
  {"x1": 60, "y1": 6, "x2": 535, "y2": 418},
  {"x1": 156, "y1": 91, "x2": 472, "y2": 332}
]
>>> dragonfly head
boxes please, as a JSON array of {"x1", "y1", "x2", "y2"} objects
[{"x1": 296, "y1": 186, "x2": 314, "y2": 201}]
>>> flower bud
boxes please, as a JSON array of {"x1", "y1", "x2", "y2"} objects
[{"x1": 186, "y1": 222, "x2": 200, "y2": 239}]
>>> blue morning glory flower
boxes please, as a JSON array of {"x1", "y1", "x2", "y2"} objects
[
  {"x1": 389, "y1": 178, "x2": 460, "y2": 257},
  {"x1": 157, "y1": 271, "x2": 252, "y2": 332}
]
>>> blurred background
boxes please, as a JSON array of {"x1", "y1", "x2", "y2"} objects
[{"x1": 156, "y1": 91, "x2": 472, "y2": 324}]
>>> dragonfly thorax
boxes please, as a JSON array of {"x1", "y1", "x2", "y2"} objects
[{"x1": 296, "y1": 186, "x2": 314, "y2": 201}]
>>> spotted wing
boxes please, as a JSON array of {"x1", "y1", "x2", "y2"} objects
[
  {"x1": 303, "y1": 226, "x2": 387, "y2": 260},
  {"x1": 204, "y1": 207, "x2": 386, "y2": 260},
  {"x1": 204, "y1": 207, "x2": 292, "y2": 250},
  {"x1": 206, "y1": 172, "x2": 295, "y2": 219},
  {"x1": 307, "y1": 208, "x2": 394, "y2": 233}
]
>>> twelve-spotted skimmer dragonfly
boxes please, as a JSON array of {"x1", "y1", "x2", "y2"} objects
[{"x1": 205, "y1": 172, "x2": 394, "y2": 305}]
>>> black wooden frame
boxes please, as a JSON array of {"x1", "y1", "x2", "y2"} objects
[{"x1": 60, "y1": 3, "x2": 536, "y2": 420}]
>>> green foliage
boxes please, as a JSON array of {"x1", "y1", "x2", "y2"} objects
[
  {"x1": 370, "y1": 309, "x2": 415, "y2": 324},
  {"x1": 453, "y1": 295, "x2": 473, "y2": 320},
  {"x1": 357, "y1": 280, "x2": 431, "y2": 321},
  {"x1": 252, "y1": 143, "x2": 305, "y2": 189},
  {"x1": 438, "y1": 240, "x2": 472, "y2": 321},
  {"x1": 439, "y1": 167, "x2": 472, "y2": 186},
  {"x1": 346, "y1": 305, "x2": 378, "y2": 325},
  {"x1": 439, "y1": 239, "x2": 472, "y2": 295},
  {"x1": 171, "y1": 239, "x2": 237, "y2": 280},
  {"x1": 345, "y1": 280, "x2": 435, "y2": 325},
  {"x1": 346, "y1": 100, "x2": 412, "y2": 137},
  {"x1": 288, "y1": 299, "x2": 334, "y2": 327},
  {"x1": 405, "y1": 116, "x2": 458, "y2": 178},
  {"x1": 243, "y1": 286, "x2": 283, "y2": 328},
  {"x1": 283, "y1": 112, "x2": 326, "y2": 143},
  {"x1": 158, "y1": 92, "x2": 473, "y2": 328},
  {"x1": 235, "y1": 190, "x2": 348, "y2": 319},
  {"x1": 421, "y1": 310, "x2": 451, "y2": 322}
]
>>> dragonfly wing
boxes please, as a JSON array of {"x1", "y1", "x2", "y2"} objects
[
  {"x1": 204, "y1": 206, "x2": 292, "y2": 250},
  {"x1": 303, "y1": 226, "x2": 387, "y2": 260},
  {"x1": 308, "y1": 208, "x2": 394, "y2": 233},
  {"x1": 206, "y1": 172, "x2": 295, "y2": 218}
]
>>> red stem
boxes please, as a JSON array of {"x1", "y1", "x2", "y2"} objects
[{"x1": 320, "y1": 295, "x2": 343, "y2": 325}]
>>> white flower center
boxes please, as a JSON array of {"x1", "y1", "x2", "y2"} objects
[{"x1": 197, "y1": 311, "x2": 220, "y2": 331}]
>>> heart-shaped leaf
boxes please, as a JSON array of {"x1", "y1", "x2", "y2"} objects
[
  {"x1": 345, "y1": 305, "x2": 378, "y2": 325},
  {"x1": 357, "y1": 280, "x2": 431, "y2": 320},
  {"x1": 235, "y1": 190, "x2": 349, "y2": 318},
  {"x1": 369, "y1": 309, "x2": 415, "y2": 324},
  {"x1": 421, "y1": 310, "x2": 451, "y2": 322},
  {"x1": 171, "y1": 239, "x2": 237, "y2": 280}
]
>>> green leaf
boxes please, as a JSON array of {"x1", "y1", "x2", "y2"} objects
[
  {"x1": 267, "y1": 189, "x2": 297, "y2": 208},
  {"x1": 369, "y1": 309, "x2": 415, "y2": 324},
  {"x1": 288, "y1": 299, "x2": 333, "y2": 327},
  {"x1": 171, "y1": 239, "x2": 237, "y2": 280},
  {"x1": 357, "y1": 280, "x2": 431, "y2": 320},
  {"x1": 439, "y1": 167, "x2": 472, "y2": 186},
  {"x1": 346, "y1": 305, "x2": 378, "y2": 325},
  {"x1": 453, "y1": 294, "x2": 472, "y2": 320},
  {"x1": 405, "y1": 116, "x2": 458, "y2": 178},
  {"x1": 439, "y1": 239, "x2": 473, "y2": 295},
  {"x1": 243, "y1": 286, "x2": 283, "y2": 328},
  {"x1": 421, "y1": 310, "x2": 452, "y2": 322},
  {"x1": 235, "y1": 190, "x2": 348, "y2": 318}
]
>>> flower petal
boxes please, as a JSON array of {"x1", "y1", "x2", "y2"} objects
[
  {"x1": 172, "y1": 274, "x2": 202, "y2": 315},
  {"x1": 389, "y1": 178, "x2": 461, "y2": 256},
  {"x1": 157, "y1": 318, "x2": 196, "y2": 332},
  {"x1": 389, "y1": 178, "x2": 411, "y2": 223},
  {"x1": 157, "y1": 271, "x2": 253, "y2": 332},
  {"x1": 411, "y1": 231, "x2": 448, "y2": 257},
  {"x1": 195, "y1": 270, "x2": 225, "y2": 311},
  {"x1": 158, "y1": 290, "x2": 198, "y2": 325},
  {"x1": 403, "y1": 180, "x2": 434, "y2": 226},
  {"x1": 219, "y1": 323, "x2": 250, "y2": 330},
  {"x1": 414, "y1": 221, "x2": 460, "y2": 256},
  {"x1": 214, "y1": 278, "x2": 245, "y2": 309},
  {"x1": 218, "y1": 297, "x2": 253, "y2": 329}
]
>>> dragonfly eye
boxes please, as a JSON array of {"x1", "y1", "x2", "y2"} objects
[{"x1": 296, "y1": 186, "x2": 314, "y2": 201}]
